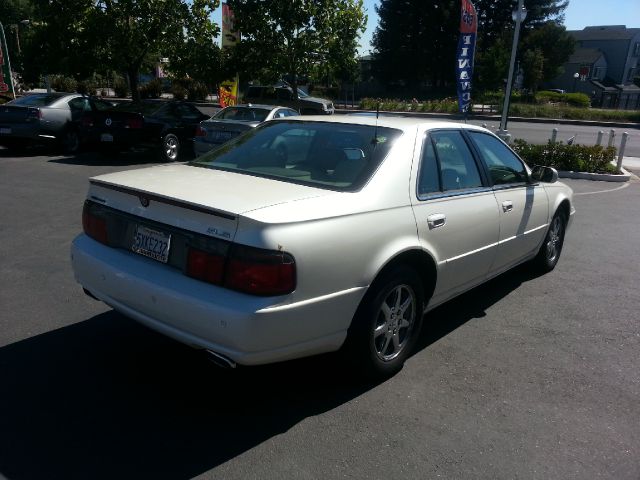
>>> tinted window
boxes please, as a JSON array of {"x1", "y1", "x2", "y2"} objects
[
  {"x1": 468, "y1": 131, "x2": 527, "y2": 185},
  {"x1": 173, "y1": 103, "x2": 202, "y2": 120},
  {"x1": 417, "y1": 136, "x2": 440, "y2": 195},
  {"x1": 68, "y1": 97, "x2": 91, "y2": 112},
  {"x1": 431, "y1": 131, "x2": 483, "y2": 191},
  {"x1": 112, "y1": 102, "x2": 163, "y2": 115},
  {"x1": 10, "y1": 94, "x2": 66, "y2": 107},
  {"x1": 93, "y1": 100, "x2": 114, "y2": 111},
  {"x1": 215, "y1": 107, "x2": 270, "y2": 122},
  {"x1": 191, "y1": 121, "x2": 402, "y2": 191}
]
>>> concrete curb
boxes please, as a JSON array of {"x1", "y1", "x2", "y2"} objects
[
  {"x1": 334, "y1": 108, "x2": 640, "y2": 129},
  {"x1": 558, "y1": 167, "x2": 633, "y2": 182}
]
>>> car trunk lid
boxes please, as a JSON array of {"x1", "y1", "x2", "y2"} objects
[
  {"x1": 0, "y1": 105, "x2": 40, "y2": 125},
  {"x1": 87, "y1": 163, "x2": 331, "y2": 241}
]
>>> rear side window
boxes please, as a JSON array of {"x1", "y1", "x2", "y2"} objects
[
  {"x1": 431, "y1": 131, "x2": 483, "y2": 191},
  {"x1": 417, "y1": 137, "x2": 440, "y2": 195},
  {"x1": 468, "y1": 131, "x2": 527, "y2": 185}
]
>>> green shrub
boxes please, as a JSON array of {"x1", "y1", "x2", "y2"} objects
[
  {"x1": 171, "y1": 83, "x2": 187, "y2": 100},
  {"x1": 76, "y1": 79, "x2": 97, "y2": 96},
  {"x1": 187, "y1": 80, "x2": 209, "y2": 101},
  {"x1": 139, "y1": 78, "x2": 163, "y2": 99},
  {"x1": 50, "y1": 75, "x2": 77, "y2": 93},
  {"x1": 512, "y1": 139, "x2": 618, "y2": 173},
  {"x1": 535, "y1": 90, "x2": 590, "y2": 108}
]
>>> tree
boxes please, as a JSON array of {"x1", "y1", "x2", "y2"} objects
[
  {"x1": 521, "y1": 48, "x2": 544, "y2": 92},
  {"x1": 522, "y1": 22, "x2": 575, "y2": 84},
  {"x1": 372, "y1": 0, "x2": 572, "y2": 94},
  {"x1": 227, "y1": 0, "x2": 366, "y2": 101},
  {"x1": 372, "y1": 0, "x2": 457, "y2": 91},
  {"x1": 23, "y1": 0, "x2": 220, "y2": 99}
]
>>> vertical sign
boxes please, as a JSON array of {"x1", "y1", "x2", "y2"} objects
[
  {"x1": 221, "y1": 3, "x2": 239, "y2": 49},
  {"x1": 456, "y1": 0, "x2": 477, "y2": 114},
  {"x1": 0, "y1": 23, "x2": 16, "y2": 97},
  {"x1": 219, "y1": 3, "x2": 239, "y2": 107}
]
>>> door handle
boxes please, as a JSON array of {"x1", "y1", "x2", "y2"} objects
[
  {"x1": 502, "y1": 201, "x2": 513, "y2": 213},
  {"x1": 427, "y1": 213, "x2": 446, "y2": 229}
]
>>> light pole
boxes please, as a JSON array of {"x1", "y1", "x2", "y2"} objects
[
  {"x1": 497, "y1": 0, "x2": 527, "y2": 142},
  {"x1": 572, "y1": 72, "x2": 579, "y2": 92}
]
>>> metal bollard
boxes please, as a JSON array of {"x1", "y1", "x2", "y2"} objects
[
  {"x1": 616, "y1": 132, "x2": 629, "y2": 171},
  {"x1": 551, "y1": 128, "x2": 558, "y2": 143},
  {"x1": 607, "y1": 129, "x2": 615, "y2": 148},
  {"x1": 596, "y1": 130, "x2": 603, "y2": 146}
]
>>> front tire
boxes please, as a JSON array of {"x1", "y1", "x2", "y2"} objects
[
  {"x1": 160, "y1": 133, "x2": 180, "y2": 161},
  {"x1": 532, "y1": 210, "x2": 567, "y2": 273},
  {"x1": 344, "y1": 266, "x2": 424, "y2": 378}
]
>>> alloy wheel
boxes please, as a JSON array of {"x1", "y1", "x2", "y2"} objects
[{"x1": 373, "y1": 284, "x2": 417, "y2": 362}]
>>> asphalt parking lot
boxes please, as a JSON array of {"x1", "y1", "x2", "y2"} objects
[{"x1": 1, "y1": 147, "x2": 639, "y2": 480}]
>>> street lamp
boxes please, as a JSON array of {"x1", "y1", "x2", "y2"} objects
[
  {"x1": 572, "y1": 72, "x2": 579, "y2": 92},
  {"x1": 497, "y1": 0, "x2": 527, "y2": 142}
]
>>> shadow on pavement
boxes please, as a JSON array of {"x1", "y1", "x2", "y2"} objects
[
  {"x1": 0, "y1": 265, "x2": 540, "y2": 479},
  {"x1": 48, "y1": 149, "x2": 170, "y2": 167}
]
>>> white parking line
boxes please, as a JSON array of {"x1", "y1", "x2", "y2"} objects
[{"x1": 574, "y1": 183, "x2": 630, "y2": 196}]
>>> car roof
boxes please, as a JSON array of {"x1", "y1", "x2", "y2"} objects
[
  {"x1": 280, "y1": 115, "x2": 490, "y2": 133},
  {"x1": 227, "y1": 104, "x2": 292, "y2": 110}
]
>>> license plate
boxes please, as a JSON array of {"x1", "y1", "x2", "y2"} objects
[
  {"x1": 131, "y1": 225, "x2": 171, "y2": 263},
  {"x1": 101, "y1": 133, "x2": 113, "y2": 142},
  {"x1": 213, "y1": 131, "x2": 233, "y2": 141},
  {"x1": 0, "y1": 127, "x2": 11, "y2": 135}
]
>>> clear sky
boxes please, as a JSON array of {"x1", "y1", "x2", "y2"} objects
[{"x1": 357, "y1": 0, "x2": 640, "y2": 55}]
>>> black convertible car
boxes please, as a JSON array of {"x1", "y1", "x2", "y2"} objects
[{"x1": 80, "y1": 100, "x2": 209, "y2": 161}]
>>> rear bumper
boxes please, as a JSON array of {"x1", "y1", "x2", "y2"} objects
[
  {"x1": 0, "y1": 124, "x2": 55, "y2": 144},
  {"x1": 193, "y1": 139, "x2": 224, "y2": 156},
  {"x1": 70, "y1": 234, "x2": 360, "y2": 365}
]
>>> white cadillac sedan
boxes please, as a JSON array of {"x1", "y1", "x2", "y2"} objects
[{"x1": 71, "y1": 116, "x2": 574, "y2": 377}]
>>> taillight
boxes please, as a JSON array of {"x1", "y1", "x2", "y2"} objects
[
  {"x1": 126, "y1": 118, "x2": 143, "y2": 129},
  {"x1": 82, "y1": 202, "x2": 108, "y2": 244},
  {"x1": 28, "y1": 108, "x2": 41, "y2": 120},
  {"x1": 225, "y1": 245, "x2": 296, "y2": 296},
  {"x1": 81, "y1": 115, "x2": 94, "y2": 128},
  {"x1": 195, "y1": 126, "x2": 207, "y2": 137},
  {"x1": 186, "y1": 248, "x2": 225, "y2": 284},
  {"x1": 185, "y1": 244, "x2": 296, "y2": 296}
]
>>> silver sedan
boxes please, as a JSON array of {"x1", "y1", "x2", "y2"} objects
[
  {"x1": 0, "y1": 92, "x2": 113, "y2": 153},
  {"x1": 71, "y1": 116, "x2": 574, "y2": 377}
]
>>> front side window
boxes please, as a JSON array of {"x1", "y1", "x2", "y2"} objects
[
  {"x1": 191, "y1": 121, "x2": 402, "y2": 191},
  {"x1": 468, "y1": 131, "x2": 527, "y2": 185}
]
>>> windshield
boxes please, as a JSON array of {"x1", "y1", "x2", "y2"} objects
[
  {"x1": 190, "y1": 121, "x2": 402, "y2": 191},
  {"x1": 214, "y1": 107, "x2": 271, "y2": 122}
]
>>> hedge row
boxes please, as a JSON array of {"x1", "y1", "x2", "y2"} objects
[
  {"x1": 359, "y1": 97, "x2": 459, "y2": 113},
  {"x1": 512, "y1": 139, "x2": 618, "y2": 174}
]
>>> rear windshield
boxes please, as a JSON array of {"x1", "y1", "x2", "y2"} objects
[
  {"x1": 190, "y1": 121, "x2": 402, "y2": 191},
  {"x1": 214, "y1": 107, "x2": 271, "y2": 122},
  {"x1": 111, "y1": 102, "x2": 163, "y2": 115},
  {"x1": 10, "y1": 94, "x2": 66, "y2": 107}
]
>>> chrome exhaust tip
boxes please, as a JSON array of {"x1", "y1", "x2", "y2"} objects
[{"x1": 204, "y1": 349, "x2": 237, "y2": 369}]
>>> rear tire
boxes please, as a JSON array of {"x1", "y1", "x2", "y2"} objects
[
  {"x1": 160, "y1": 133, "x2": 180, "y2": 161},
  {"x1": 343, "y1": 265, "x2": 424, "y2": 379},
  {"x1": 531, "y1": 210, "x2": 567, "y2": 273},
  {"x1": 61, "y1": 128, "x2": 81, "y2": 154}
]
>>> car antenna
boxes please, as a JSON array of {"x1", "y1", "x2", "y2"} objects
[{"x1": 372, "y1": 102, "x2": 380, "y2": 147}]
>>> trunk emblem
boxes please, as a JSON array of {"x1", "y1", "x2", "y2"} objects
[
  {"x1": 105, "y1": 118, "x2": 112, "y2": 126},
  {"x1": 139, "y1": 196, "x2": 150, "y2": 207}
]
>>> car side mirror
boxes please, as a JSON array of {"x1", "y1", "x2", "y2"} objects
[{"x1": 531, "y1": 165, "x2": 559, "y2": 183}]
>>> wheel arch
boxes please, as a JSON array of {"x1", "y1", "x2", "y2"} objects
[{"x1": 368, "y1": 248, "x2": 438, "y2": 308}]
